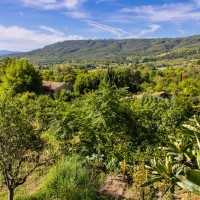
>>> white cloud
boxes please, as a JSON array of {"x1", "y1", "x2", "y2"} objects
[
  {"x1": 83, "y1": 20, "x2": 133, "y2": 38},
  {"x1": 176, "y1": 24, "x2": 186, "y2": 35},
  {"x1": 39, "y1": 25, "x2": 63, "y2": 36},
  {"x1": 19, "y1": 0, "x2": 87, "y2": 10},
  {"x1": 134, "y1": 24, "x2": 160, "y2": 38},
  {"x1": 64, "y1": 11, "x2": 89, "y2": 19},
  {"x1": 19, "y1": 11, "x2": 24, "y2": 16},
  {"x1": 120, "y1": 1, "x2": 200, "y2": 23},
  {"x1": 195, "y1": 0, "x2": 200, "y2": 6},
  {"x1": 0, "y1": 25, "x2": 84, "y2": 51},
  {"x1": 18, "y1": 0, "x2": 88, "y2": 20},
  {"x1": 96, "y1": 0, "x2": 115, "y2": 3},
  {"x1": 62, "y1": 0, "x2": 85, "y2": 9}
]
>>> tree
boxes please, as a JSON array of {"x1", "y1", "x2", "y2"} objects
[
  {"x1": 73, "y1": 71, "x2": 101, "y2": 94},
  {"x1": 2, "y1": 58, "x2": 42, "y2": 94},
  {"x1": 80, "y1": 84, "x2": 138, "y2": 168},
  {"x1": 0, "y1": 95, "x2": 58, "y2": 200}
]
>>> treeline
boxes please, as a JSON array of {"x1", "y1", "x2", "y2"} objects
[{"x1": 40, "y1": 61, "x2": 200, "y2": 98}]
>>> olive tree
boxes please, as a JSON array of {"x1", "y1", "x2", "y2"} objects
[{"x1": 0, "y1": 95, "x2": 59, "y2": 200}]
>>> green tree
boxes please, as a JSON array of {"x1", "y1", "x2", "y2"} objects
[
  {"x1": 2, "y1": 58, "x2": 42, "y2": 94},
  {"x1": 73, "y1": 71, "x2": 101, "y2": 94},
  {"x1": 79, "y1": 84, "x2": 138, "y2": 168},
  {"x1": 0, "y1": 95, "x2": 58, "y2": 200}
]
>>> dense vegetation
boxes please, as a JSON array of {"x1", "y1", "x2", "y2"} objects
[
  {"x1": 2, "y1": 35, "x2": 200, "y2": 66},
  {"x1": 0, "y1": 38, "x2": 199, "y2": 200}
]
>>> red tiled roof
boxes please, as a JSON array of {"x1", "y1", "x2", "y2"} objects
[{"x1": 42, "y1": 81, "x2": 66, "y2": 91}]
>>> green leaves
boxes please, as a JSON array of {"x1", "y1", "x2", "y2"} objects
[
  {"x1": 142, "y1": 116, "x2": 200, "y2": 196},
  {"x1": 182, "y1": 116, "x2": 200, "y2": 137},
  {"x1": 141, "y1": 155, "x2": 179, "y2": 196},
  {"x1": 177, "y1": 169, "x2": 200, "y2": 195},
  {"x1": 0, "y1": 93, "x2": 61, "y2": 200},
  {"x1": 197, "y1": 151, "x2": 200, "y2": 169},
  {"x1": 141, "y1": 176, "x2": 163, "y2": 187},
  {"x1": 174, "y1": 117, "x2": 200, "y2": 196},
  {"x1": 185, "y1": 169, "x2": 200, "y2": 186},
  {"x1": 1, "y1": 58, "x2": 42, "y2": 95},
  {"x1": 182, "y1": 127, "x2": 200, "y2": 138}
]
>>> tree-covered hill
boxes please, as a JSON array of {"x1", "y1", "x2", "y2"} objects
[{"x1": 2, "y1": 35, "x2": 200, "y2": 65}]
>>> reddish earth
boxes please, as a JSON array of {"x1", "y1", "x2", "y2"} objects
[
  {"x1": 99, "y1": 174, "x2": 200, "y2": 200},
  {"x1": 99, "y1": 174, "x2": 130, "y2": 199}
]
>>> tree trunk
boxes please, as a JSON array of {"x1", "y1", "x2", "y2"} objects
[{"x1": 8, "y1": 188, "x2": 14, "y2": 200}]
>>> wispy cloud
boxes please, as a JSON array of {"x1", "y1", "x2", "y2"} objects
[
  {"x1": 134, "y1": 24, "x2": 160, "y2": 38},
  {"x1": 18, "y1": 0, "x2": 89, "y2": 20},
  {"x1": 96, "y1": 0, "x2": 115, "y2": 4},
  {"x1": 176, "y1": 24, "x2": 186, "y2": 35},
  {"x1": 95, "y1": 0, "x2": 121, "y2": 7},
  {"x1": 0, "y1": 24, "x2": 84, "y2": 51},
  {"x1": 83, "y1": 20, "x2": 133, "y2": 38},
  {"x1": 39, "y1": 25, "x2": 64, "y2": 36},
  {"x1": 64, "y1": 11, "x2": 89, "y2": 19},
  {"x1": 19, "y1": 0, "x2": 87, "y2": 10},
  {"x1": 195, "y1": 0, "x2": 200, "y2": 6},
  {"x1": 19, "y1": 11, "x2": 24, "y2": 16},
  {"x1": 120, "y1": 1, "x2": 200, "y2": 23}
]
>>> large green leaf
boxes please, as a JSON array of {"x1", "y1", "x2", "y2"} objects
[
  {"x1": 168, "y1": 142, "x2": 179, "y2": 153},
  {"x1": 185, "y1": 169, "x2": 200, "y2": 186},
  {"x1": 141, "y1": 176, "x2": 163, "y2": 187},
  {"x1": 194, "y1": 116, "x2": 200, "y2": 128},
  {"x1": 156, "y1": 163, "x2": 168, "y2": 177},
  {"x1": 185, "y1": 150, "x2": 196, "y2": 161},
  {"x1": 182, "y1": 127, "x2": 200, "y2": 138},
  {"x1": 177, "y1": 175, "x2": 200, "y2": 195},
  {"x1": 196, "y1": 134, "x2": 200, "y2": 150},
  {"x1": 182, "y1": 142, "x2": 193, "y2": 153},
  {"x1": 197, "y1": 151, "x2": 200, "y2": 169}
]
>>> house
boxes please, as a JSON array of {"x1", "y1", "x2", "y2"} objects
[{"x1": 42, "y1": 81, "x2": 70, "y2": 94}]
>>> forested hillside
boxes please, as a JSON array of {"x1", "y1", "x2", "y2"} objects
[{"x1": 4, "y1": 35, "x2": 200, "y2": 65}]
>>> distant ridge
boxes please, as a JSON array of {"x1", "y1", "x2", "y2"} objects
[
  {"x1": 0, "y1": 50, "x2": 19, "y2": 56},
  {"x1": 2, "y1": 35, "x2": 200, "y2": 65}
]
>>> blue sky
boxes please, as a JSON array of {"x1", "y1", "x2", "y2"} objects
[{"x1": 0, "y1": 0, "x2": 200, "y2": 51}]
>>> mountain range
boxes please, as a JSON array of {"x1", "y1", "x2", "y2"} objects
[
  {"x1": 1, "y1": 35, "x2": 200, "y2": 65},
  {"x1": 0, "y1": 50, "x2": 19, "y2": 56}
]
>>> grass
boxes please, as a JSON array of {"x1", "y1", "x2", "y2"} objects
[{"x1": 15, "y1": 155, "x2": 103, "y2": 200}]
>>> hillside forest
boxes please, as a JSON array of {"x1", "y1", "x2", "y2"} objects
[{"x1": 0, "y1": 48, "x2": 200, "y2": 200}]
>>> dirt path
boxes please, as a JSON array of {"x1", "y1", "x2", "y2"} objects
[
  {"x1": 99, "y1": 174, "x2": 200, "y2": 200},
  {"x1": 99, "y1": 174, "x2": 130, "y2": 199}
]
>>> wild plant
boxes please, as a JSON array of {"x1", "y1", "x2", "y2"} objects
[{"x1": 141, "y1": 116, "x2": 200, "y2": 198}]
